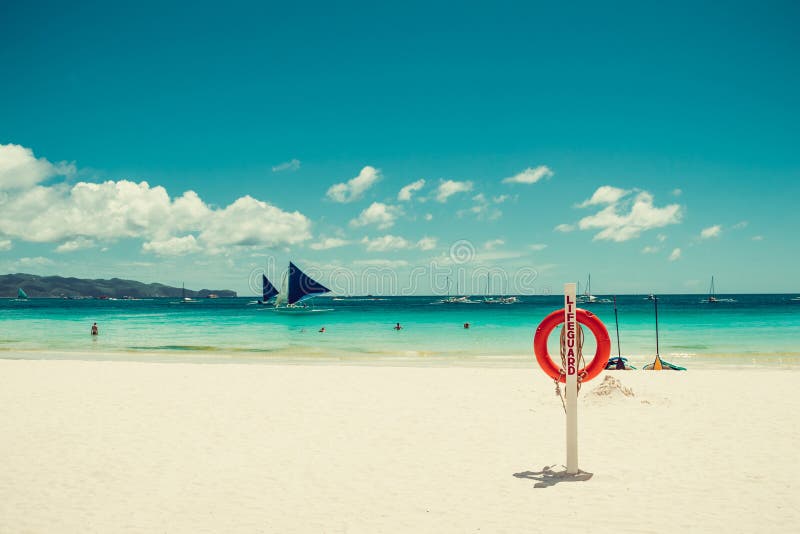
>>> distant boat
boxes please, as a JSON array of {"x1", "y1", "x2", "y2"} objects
[
  {"x1": 645, "y1": 293, "x2": 656, "y2": 301},
  {"x1": 577, "y1": 274, "x2": 598, "y2": 304},
  {"x1": 643, "y1": 295, "x2": 686, "y2": 371},
  {"x1": 180, "y1": 283, "x2": 197, "y2": 303},
  {"x1": 17, "y1": 288, "x2": 28, "y2": 299},
  {"x1": 256, "y1": 274, "x2": 279, "y2": 305},
  {"x1": 271, "y1": 261, "x2": 333, "y2": 312},
  {"x1": 576, "y1": 274, "x2": 610, "y2": 303},
  {"x1": 438, "y1": 277, "x2": 478, "y2": 304},
  {"x1": 706, "y1": 276, "x2": 718, "y2": 303},
  {"x1": 482, "y1": 275, "x2": 518, "y2": 304}
]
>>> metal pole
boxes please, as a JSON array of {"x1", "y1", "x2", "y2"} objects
[
  {"x1": 613, "y1": 296, "x2": 621, "y2": 358},
  {"x1": 564, "y1": 283, "x2": 578, "y2": 474},
  {"x1": 654, "y1": 295, "x2": 660, "y2": 357}
]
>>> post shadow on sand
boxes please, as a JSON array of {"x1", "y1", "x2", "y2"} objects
[{"x1": 513, "y1": 465, "x2": 593, "y2": 488}]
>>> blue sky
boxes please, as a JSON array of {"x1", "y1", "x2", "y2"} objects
[{"x1": 1, "y1": 1, "x2": 798, "y2": 295}]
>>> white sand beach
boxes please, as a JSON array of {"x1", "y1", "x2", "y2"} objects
[{"x1": 1, "y1": 357, "x2": 798, "y2": 533}]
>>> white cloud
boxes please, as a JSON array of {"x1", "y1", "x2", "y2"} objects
[
  {"x1": 326, "y1": 166, "x2": 381, "y2": 203},
  {"x1": 477, "y1": 250, "x2": 526, "y2": 261},
  {"x1": 492, "y1": 194, "x2": 511, "y2": 203},
  {"x1": 0, "y1": 177, "x2": 311, "y2": 256},
  {"x1": 672, "y1": 188, "x2": 682, "y2": 196},
  {"x1": 752, "y1": 235, "x2": 764, "y2": 241},
  {"x1": 484, "y1": 239, "x2": 505, "y2": 250},
  {"x1": 310, "y1": 237, "x2": 351, "y2": 250},
  {"x1": 657, "y1": 234, "x2": 667, "y2": 242},
  {"x1": 529, "y1": 243, "x2": 547, "y2": 251},
  {"x1": 0, "y1": 239, "x2": 11, "y2": 251},
  {"x1": 142, "y1": 235, "x2": 202, "y2": 256},
  {"x1": 555, "y1": 223, "x2": 575, "y2": 232},
  {"x1": 642, "y1": 246, "x2": 660, "y2": 254},
  {"x1": 578, "y1": 186, "x2": 630, "y2": 207},
  {"x1": 361, "y1": 235, "x2": 412, "y2": 252},
  {"x1": 397, "y1": 179, "x2": 425, "y2": 201},
  {"x1": 460, "y1": 193, "x2": 501, "y2": 220},
  {"x1": 360, "y1": 235, "x2": 435, "y2": 252},
  {"x1": 669, "y1": 248, "x2": 681, "y2": 261},
  {"x1": 435, "y1": 180, "x2": 473, "y2": 202},
  {"x1": 199, "y1": 195, "x2": 311, "y2": 252},
  {"x1": 350, "y1": 202, "x2": 402, "y2": 230},
  {"x1": 577, "y1": 188, "x2": 682, "y2": 242},
  {"x1": 416, "y1": 236, "x2": 438, "y2": 251},
  {"x1": 17, "y1": 256, "x2": 54, "y2": 267},
  {"x1": 55, "y1": 237, "x2": 95, "y2": 253},
  {"x1": 272, "y1": 159, "x2": 301, "y2": 172},
  {"x1": 2, "y1": 181, "x2": 178, "y2": 242},
  {"x1": 0, "y1": 143, "x2": 75, "y2": 190},
  {"x1": 732, "y1": 221, "x2": 748, "y2": 230},
  {"x1": 700, "y1": 225, "x2": 722, "y2": 239},
  {"x1": 424, "y1": 213, "x2": 433, "y2": 221},
  {"x1": 502, "y1": 165, "x2": 553, "y2": 184}
]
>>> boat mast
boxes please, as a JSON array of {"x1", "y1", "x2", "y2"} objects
[
  {"x1": 654, "y1": 295, "x2": 660, "y2": 358},
  {"x1": 613, "y1": 296, "x2": 622, "y2": 358}
]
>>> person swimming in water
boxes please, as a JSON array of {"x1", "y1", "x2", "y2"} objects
[
  {"x1": 91, "y1": 322, "x2": 99, "y2": 336},
  {"x1": 319, "y1": 327, "x2": 326, "y2": 333},
  {"x1": 394, "y1": 322, "x2": 402, "y2": 330},
  {"x1": 463, "y1": 322, "x2": 470, "y2": 329}
]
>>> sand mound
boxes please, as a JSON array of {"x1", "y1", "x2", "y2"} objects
[{"x1": 589, "y1": 375, "x2": 635, "y2": 398}]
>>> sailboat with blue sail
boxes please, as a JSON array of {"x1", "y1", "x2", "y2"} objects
[
  {"x1": 257, "y1": 274, "x2": 279, "y2": 305},
  {"x1": 13, "y1": 287, "x2": 29, "y2": 301},
  {"x1": 271, "y1": 261, "x2": 333, "y2": 313}
]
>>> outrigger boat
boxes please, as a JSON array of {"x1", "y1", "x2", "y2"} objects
[
  {"x1": 256, "y1": 274, "x2": 279, "y2": 305},
  {"x1": 606, "y1": 296, "x2": 635, "y2": 370},
  {"x1": 643, "y1": 295, "x2": 686, "y2": 371},
  {"x1": 270, "y1": 261, "x2": 333, "y2": 313}
]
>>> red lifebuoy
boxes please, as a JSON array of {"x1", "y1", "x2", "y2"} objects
[{"x1": 533, "y1": 308, "x2": 611, "y2": 383}]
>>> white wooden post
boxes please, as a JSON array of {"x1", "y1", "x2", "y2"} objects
[{"x1": 564, "y1": 283, "x2": 578, "y2": 474}]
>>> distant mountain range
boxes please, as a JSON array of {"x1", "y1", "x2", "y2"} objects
[{"x1": 2, "y1": 273, "x2": 237, "y2": 298}]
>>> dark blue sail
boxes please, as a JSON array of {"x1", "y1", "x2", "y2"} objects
[
  {"x1": 262, "y1": 274, "x2": 278, "y2": 302},
  {"x1": 287, "y1": 261, "x2": 330, "y2": 305}
]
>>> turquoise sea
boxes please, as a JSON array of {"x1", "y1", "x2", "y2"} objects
[{"x1": 1, "y1": 295, "x2": 799, "y2": 368}]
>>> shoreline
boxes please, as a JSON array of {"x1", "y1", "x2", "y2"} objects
[{"x1": 2, "y1": 347, "x2": 800, "y2": 370}]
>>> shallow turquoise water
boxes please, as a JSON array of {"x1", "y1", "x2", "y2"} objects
[{"x1": 1, "y1": 295, "x2": 799, "y2": 368}]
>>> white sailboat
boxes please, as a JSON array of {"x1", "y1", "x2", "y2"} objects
[
  {"x1": 180, "y1": 283, "x2": 197, "y2": 303},
  {"x1": 439, "y1": 277, "x2": 477, "y2": 304},
  {"x1": 706, "y1": 276, "x2": 718, "y2": 303},
  {"x1": 482, "y1": 275, "x2": 517, "y2": 304},
  {"x1": 577, "y1": 274, "x2": 598, "y2": 304}
]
